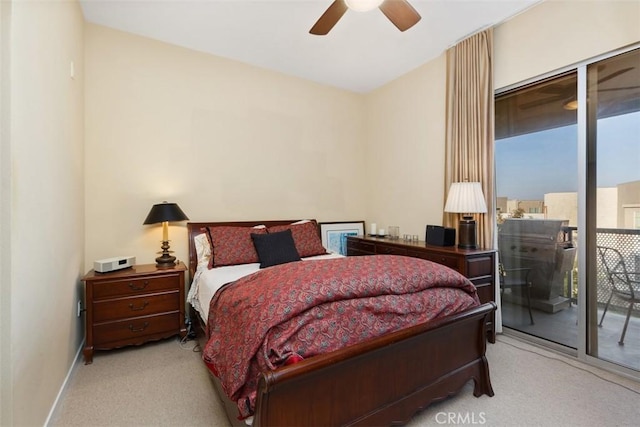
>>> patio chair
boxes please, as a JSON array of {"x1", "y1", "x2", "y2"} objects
[
  {"x1": 597, "y1": 246, "x2": 640, "y2": 345},
  {"x1": 499, "y1": 261, "x2": 534, "y2": 325}
]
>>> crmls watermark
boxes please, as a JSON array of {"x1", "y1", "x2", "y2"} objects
[{"x1": 435, "y1": 411, "x2": 487, "y2": 425}]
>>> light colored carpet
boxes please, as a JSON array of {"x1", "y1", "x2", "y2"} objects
[{"x1": 50, "y1": 335, "x2": 640, "y2": 427}]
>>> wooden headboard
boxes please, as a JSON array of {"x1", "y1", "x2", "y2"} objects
[{"x1": 186, "y1": 220, "x2": 318, "y2": 280}]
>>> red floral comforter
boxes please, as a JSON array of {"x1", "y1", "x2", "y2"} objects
[{"x1": 202, "y1": 255, "x2": 480, "y2": 419}]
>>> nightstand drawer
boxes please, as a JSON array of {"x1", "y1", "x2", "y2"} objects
[
  {"x1": 93, "y1": 312, "x2": 180, "y2": 346},
  {"x1": 375, "y1": 244, "x2": 407, "y2": 256},
  {"x1": 92, "y1": 291, "x2": 180, "y2": 323},
  {"x1": 92, "y1": 275, "x2": 178, "y2": 299}
]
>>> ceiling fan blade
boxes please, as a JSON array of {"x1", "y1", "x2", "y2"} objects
[
  {"x1": 597, "y1": 67, "x2": 633, "y2": 84},
  {"x1": 310, "y1": 0, "x2": 348, "y2": 35},
  {"x1": 379, "y1": 0, "x2": 421, "y2": 32}
]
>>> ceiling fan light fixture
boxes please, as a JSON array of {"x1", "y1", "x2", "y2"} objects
[{"x1": 345, "y1": 0, "x2": 385, "y2": 12}]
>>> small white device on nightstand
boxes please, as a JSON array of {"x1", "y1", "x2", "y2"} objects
[{"x1": 94, "y1": 256, "x2": 136, "y2": 273}]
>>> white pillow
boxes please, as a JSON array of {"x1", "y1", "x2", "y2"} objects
[{"x1": 194, "y1": 233, "x2": 212, "y2": 271}]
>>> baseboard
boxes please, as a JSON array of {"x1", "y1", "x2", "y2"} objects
[{"x1": 44, "y1": 339, "x2": 84, "y2": 426}]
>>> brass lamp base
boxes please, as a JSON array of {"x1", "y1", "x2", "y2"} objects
[
  {"x1": 458, "y1": 216, "x2": 477, "y2": 249},
  {"x1": 155, "y1": 240, "x2": 176, "y2": 268}
]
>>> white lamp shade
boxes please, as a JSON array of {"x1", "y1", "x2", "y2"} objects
[
  {"x1": 444, "y1": 182, "x2": 488, "y2": 214},
  {"x1": 345, "y1": 0, "x2": 384, "y2": 12}
]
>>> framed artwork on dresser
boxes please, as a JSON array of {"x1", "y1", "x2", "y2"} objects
[{"x1": 319, "y1": 221, "x2": 365, "y2": 256}]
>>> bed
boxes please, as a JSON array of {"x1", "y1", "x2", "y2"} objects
[{"x1": 187, "y1": 220, "x2": 495, "y2": 427}]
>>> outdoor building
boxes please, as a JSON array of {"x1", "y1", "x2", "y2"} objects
[
  {"x1": 618, "y1": 180, "x2": 640, "y2": 229},
  {"x1": 500, "y1": 180, "x2": 640, "y2": 229}
]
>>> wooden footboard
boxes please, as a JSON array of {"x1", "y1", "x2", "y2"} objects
[{"x1": 253, "y1": 302, "x2": 495, "y2": 427}]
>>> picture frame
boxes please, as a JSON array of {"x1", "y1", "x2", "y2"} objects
[{"x1": 319, "y1": 221, "x2": 365, "y2": 256}]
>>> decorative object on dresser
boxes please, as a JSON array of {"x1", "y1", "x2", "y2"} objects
[
  {"x1": 318, "y1": 221, "x2": 365, "y2": 255},
  {"x1": 187, "y1": 220, "x2": 495, "y2": 427},
  {"x1": 426, "y1": 224, "x2": 456, "y2": 247},
  {"x1": 444, "y1": 181, "x2": 488, "y2": 249},
  {"x1": 82, "y1": 262, "x2": 187, "y2": 364},
  {"x1": 346, "y1": 235, "x2": 497, "y2": 342},
  {"x1": 143, "y1": 201, "x2": 189, "y2": 268},
  {"x1": 93, "y1": 255, "x2": 135, "y2": 273}
]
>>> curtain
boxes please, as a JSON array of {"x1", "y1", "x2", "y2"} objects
[{"x1": 443, "y1": 28, "x2": 500, "y2": 331}]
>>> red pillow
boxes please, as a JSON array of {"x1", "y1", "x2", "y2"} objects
[
  {"x1": 268, "y1": 221, "x2": 327, "y2": 258},
  {"x1": 208, "y1": 226, "x2": 267, "y2": 268}
]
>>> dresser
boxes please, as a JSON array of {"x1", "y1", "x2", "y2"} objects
[
  {"x1": 346, "y1": 236, "x2": 496, "y2": 342},
  {"x1": 82, "y1": 262, "x2": 187, "y2": 364}
]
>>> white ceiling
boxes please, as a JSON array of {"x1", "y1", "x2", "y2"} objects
[{"x1": 79, "y1": 0, "x2": 541, "y2": 93}]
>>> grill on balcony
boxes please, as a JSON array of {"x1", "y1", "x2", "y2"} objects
[{"x1": 499, "y1": 219, "x2": 577, "y2": 313}]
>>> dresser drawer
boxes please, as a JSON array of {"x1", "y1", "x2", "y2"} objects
[
  {"x1": 466, "y1": 256, "x2": 493, "y2": 279},
  {"x1": 92, "y1": 275, "x2": 178, "y2": 299},
  {"x1": 409, "y1": 250, "x2": 460, "y2": 272},
  {"x1": 375, "y1": 244, "x2": 407, "y2": 256},
  {"x1": 347, "y1": 239, "x2": 375, "y2": 255},
  {"x1": 93, "y1": 312, "x2": 180, "y2": 346},
  {"x1": 474, "y1": 282, "x2": 494, "y2": 305},
  {"x1": 92, "y1": 291, "x2": 180, "y2": 323}
]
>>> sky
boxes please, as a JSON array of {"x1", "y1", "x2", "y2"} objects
[{"x1": 496, "y1": 111, "x2": 640, "y2": 201}]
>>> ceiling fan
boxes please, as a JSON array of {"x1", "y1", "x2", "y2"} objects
[
  {"x1": 310, "y1": 0, "x2": 421, "y2": 36},
  {"x1": 519, "y1": 67, "x2": 638, "y2": 110}
]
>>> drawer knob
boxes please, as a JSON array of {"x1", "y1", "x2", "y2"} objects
[
  {"x1": 128, "y1": 281, "x2": 149, "y2": 291},
  {"x1": 128, "y1": 322, "x2": 149, "y2": 333},
  {"x1": 128, "y1": 301, "x2": 149, "y2": 311}
]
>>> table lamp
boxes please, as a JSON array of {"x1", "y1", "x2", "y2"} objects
[
  {"x1": 444, "y1": 182, "x2": 487, "y2": 249},
  {"x1": 143, "y1": 201, "x2": 189, "y2": 268}
]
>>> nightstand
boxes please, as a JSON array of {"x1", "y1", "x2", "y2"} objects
[{"x1": 82, "y1": 262, "x2": 187, "y2": 364}]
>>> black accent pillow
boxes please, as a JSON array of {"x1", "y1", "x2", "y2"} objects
[{"x1": 251, "y1": 229, "x2": 301, "y2": 268}]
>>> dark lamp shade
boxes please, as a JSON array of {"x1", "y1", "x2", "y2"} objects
[{"x1": 143, "y1": 202, "x2": 189, "y2": 225}]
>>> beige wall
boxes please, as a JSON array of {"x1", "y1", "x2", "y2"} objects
[
  {"x1": 1, "y1": 0, "x2": 85, "y2": 426},
  {"x1": 494, "y1": 0, "x2": 640, "y2": 89},
  {"x1": 84, "y1": 24, "x2": 367, "y2": 270},
  {"x1": 364, "y1": 54, "x2": 447, "y2": 239},
  {"x1": 0, "y1": 2, "x2": 10, "y2": 425}
]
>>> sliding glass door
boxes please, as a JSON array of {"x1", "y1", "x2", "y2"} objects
[
  {"x1": 495, "y1": 72, "x2": 579, "y2": 349},
  {"x1": 586, "y1": 49, "x2": 640, "y2": 371},
  {"x1": 496, "y1": 47, "x2": 640, "y2": 373}
]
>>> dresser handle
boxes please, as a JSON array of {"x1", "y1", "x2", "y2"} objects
[
  {"x1": 128, "y1": 322, "x2": 149, "y2": 333},
  {"x1": 128, "y1": 281, "x2": 149, "y2": 291},
  {"x1": 128, "y1": 301, "x2": 149, "y2": 311}
]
